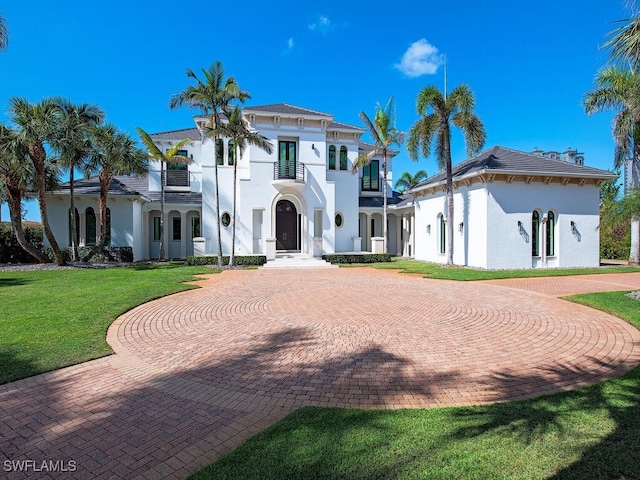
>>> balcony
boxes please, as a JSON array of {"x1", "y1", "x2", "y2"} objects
[
  {"x1": 273, "y1": 161, "x2": 305, "y2": 183},
  {"x1": 166, "y1": 169, "x2": 190, "y2": 187}
]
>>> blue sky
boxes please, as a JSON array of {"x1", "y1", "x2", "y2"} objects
[{"x1": 0, "y1": 1, "x2": 632, "y2": 221}]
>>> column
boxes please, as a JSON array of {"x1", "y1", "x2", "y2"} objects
[
  {"x1": 142, "y1": 211, "x2": 149, "y2": 260},
  {"x1": 180, "y1": 212, "x2": 187, "y2": 259}
]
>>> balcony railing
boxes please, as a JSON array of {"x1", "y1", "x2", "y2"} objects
[
  {"x1": 166, "y1": 169, "x2": 190, "y2": 187},
  {"x1": 274, "y1": 161, "x2": 305, "y2": 182}
]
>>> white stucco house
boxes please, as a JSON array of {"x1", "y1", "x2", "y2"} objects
[
  {"x1": 45, "y1": 103, "x2": 414, "y2": 261},
  {"x1": 410, "y1": 146, "x2": 617, "y2": 269}
]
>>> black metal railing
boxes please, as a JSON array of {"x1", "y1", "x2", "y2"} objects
[
  {"x1": 274, "y1": 161, "x2": 305, "y2": 182},
  {"x1": 166, "y1": 169, "x2": 190, "y2": 187}
]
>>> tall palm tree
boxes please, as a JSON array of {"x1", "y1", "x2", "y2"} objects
[
  {"x1": 221, "y1": 106, "x2": 273, "y2": 266},
  {"x1": 82, "y1": 124, "x2": 148, "y2": 262},
  {"x1": 50, "y1": 98, "x2": 105, "y2": 261},
  {"x1": 0, "y1": 13, "x2": 8, "y2": 51},
  {"x1": 394, "y1": 170, "x2": 428, "y2": 193},
  {"x1": 584, "y1": 66, "x2": 640, "y2": 263},
  {"x1": 352, "y1": 96, "x2": 404, "y2": 253},
  {"x1": 169, "y1": 61, "x2": 250, "y2": 267},
  {"x1": 136, "y1": 127, "x2": 192, "y2": 261},
  {"x1": 0, "y1": 125, "x2": 50, "y2": 262},
  {"x1": 407, "y1": 84, "x2": 486, "y2": 265},
  {"x1": 9, "y1": 97, "x2": 66, "y2": 265}
]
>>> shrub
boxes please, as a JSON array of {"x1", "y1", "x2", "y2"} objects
[
  {"x1": 322, "y1": 253, "x2": 392, "y2": 264},
  {"x1": 44, "y1": 246, "x2": 134, "y2": 263},
  {"x1": 0, "y1": 222, "x2": 44, "y2": 263},
  {"x1": 187, "y1": 255, "x2": 267, "y2": 266}
]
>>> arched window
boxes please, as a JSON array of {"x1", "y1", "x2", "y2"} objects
[
  {"x1": 339, "y1": 146, "x2": 348, "y2": 170},
  {"x1": 546, "y1": 210, "x2": 555, "y2": 256},
  {"x1": 215, "y1": 139, "x2": 224, "y2": 165},
  {"x1": 532, "y1": 210, "x2": 540, "y2": 256},
  {"x1": 228, "y1": 140, "x2": 235, "y2": 166},
  {"x1": 328, "y1": 145, "x2": 336, "y2": 170},
  {"x1": 439, "y1": 214, "x2": 446, "y2": 254},
  {"x1": 68, "y1": 208, "x2": 79, "y2": 247},
  {"x1": 86, "y1": 207, "x2": 96, "y2": 245}
]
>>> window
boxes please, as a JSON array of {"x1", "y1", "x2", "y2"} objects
[
  {"x1": 439, "y1": 214, "x2": 446, "y2": 254},
  {"x1": 335, "y1": 213, "x2": 343, "y2": 228},
  {"x1": 278, "y1": 140, "x2": 296, "y2": 179},
  {"x1": 328, "y1": 145, "x2": 336, "y2": 170},
  {"x1": 228, "y1": 140, "x2": 235, "y2": 166},
  {"x1": 86, "y1": 207, "x2": 96, "y2": 245},
  {"x1": 221, "y1": 212, "x2": 231, "y2": 228},
  {"x1": 362, "y1": 160, "x2": 380, "y2": 191},
  {"x1": 546, "y1": 210, "x2": 555, "y2": 256},
  {"x1": 191, "y1": 217, "x2": 201, "y2": 238},
  {"x1": 532, "y1": 211, "x2": 540, "y2": 256},
  {"x1": 339, "y1": 146, "x2": 348, "y2": 170},
  {"x1": 153, "y1": 216, "x2": 161, "y2": 241},
  {"x1": 172, "y1": 217, "x2": 181, "y2": 241},
  {"x1": 216, "y1": 139, "x2": 224, "y2": 165}
]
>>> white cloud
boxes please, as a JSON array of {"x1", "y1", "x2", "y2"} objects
[
  {"x1": 395, "y1": 39, "x2": 444, "y2": 77},
  {"x1": 308, "y1": 15, "x2": 333, "y2": 33},
  {"x1": 288, "y1": 37, "x2": 294, "y2": 49}
]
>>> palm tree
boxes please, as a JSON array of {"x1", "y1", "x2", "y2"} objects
[
  {"x1": 9, "y1": 97, "x2": 66, "y2": 265},
  {"x1": 169, "y1": 61, "x2": 250, "y2": 267},
  {"x1": 584, "y1": 66, "x2": 640, "y2": 263},
  {"x1": 352, "y1": 96, "x2": 404, "y2": 253},
  {"x1": 82, "y1": 124, "x2": 148, "y2": 262},
  {"x1": 50, "y1": 98, "x2": 105, "y2": 261},
  {"x1": 0, "y1": 13, "x2": 8, "y2": 51},
  {"x1": 394, "y1": 170, "x2": 428, "y2": 193},
  {"x1": 221, "y1": 106, "x2": 273, "y2": 266},
  {"x1": 0, "y1": 124, "x2": 50, "y2": 262},
  {"x1": 407, "y1": 84, "x2": 486, "y2": 265},
  {"x1": 136, "y1": 127, "x2": 192, "y2": 261}
]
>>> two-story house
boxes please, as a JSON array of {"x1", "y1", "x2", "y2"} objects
[{"x1": 46, "y1": 103, "x2": 410, "y2": 261}]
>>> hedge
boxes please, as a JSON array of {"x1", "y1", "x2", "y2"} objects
[
  {"x1": 187, "y1": 255, "x2": 267, "y2": 266},
  {"x1": 0, "y1": 222, "x2": 44, "y2": 263},
  {"x1": 45, "y1": 246, "x2": 134, "y2": 263},
  {"x1": 322, "y1": 253, "x2": 392, "y2": 264}
]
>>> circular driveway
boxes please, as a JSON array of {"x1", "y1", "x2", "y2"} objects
[{"x1": 108, "y1": 268, "x2": 640, "y2": 408}]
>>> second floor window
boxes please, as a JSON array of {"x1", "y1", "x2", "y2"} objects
[
  {"x1": 216, "y1": 139, "x2": 224, "y2": 165},
  {"x1": 228, "y1": 140, "x2": 235, "y2": 166},
  {"x1": 362, "y1": 160, "x2": 380, "y2": 191},
  {"x1": 167, "y1": 149, "x2": 189, "y2": 186},
  {"x1": 340, "y1": 146, "x2": 348, "y2": 170},
  {"x1": 328, "y1": 145, "x2": 336, "y2": 170},
  {"x1": 279, "y1": 140, "x2": 296, "y2": 178}
]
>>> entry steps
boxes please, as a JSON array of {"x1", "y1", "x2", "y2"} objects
[{"x1": 261, "y1": 253, "x2": 338, "y2": 269}]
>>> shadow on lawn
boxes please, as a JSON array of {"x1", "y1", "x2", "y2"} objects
[
  {"x1": 448, "y1": 361, "x2": 640, "y2": 479},
  {"x1": 0, "y1": 277, "x2": 31, "y2": 288},
  {"x1": 0, "y1": 345, "x2": 40, "y2": 384}
]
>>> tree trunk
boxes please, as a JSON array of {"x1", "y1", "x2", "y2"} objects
[
  {"x1": 159, "y1": 160, "x2": 166, "y2": 261},
  {"x1": 382, "y1": 151, "x2": 388, "y2": 254},
  {"x1": 7, "y1": 185, "x2": 50, "y2": 263},
  {"x1": 82, "y1": 172, "x2": 111, "y2": 262},
  {"x1": 69, "y1": 167, "x2": 78, "y2": 261},
  {"x1": 229, "y1": 144, "x2": 238, "y2": 267},
  {"x1": 444, "y1": 129, "x2": 454, "y2": 266},
  {"x1": 30, "y1": 143, "x2": 65, "y2": 265},
  {"x1": 630, "y1": 143, "x2": 640, "y2": 264}
]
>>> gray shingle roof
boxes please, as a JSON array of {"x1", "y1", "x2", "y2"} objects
[
  {"x1": 149, "y1": 128, "x2": 201, "y2": 141},
  {"x1": 359, "y1": 191, "x2": 407, "y2": 208},
  {"x1": 414, "y1": 146, "x2": 617, "y2": 190},
  {"x1": 328, "y1": 120, "x2": 364, "y2": 131},
  {"x1": 242, "y1": 103, "x2": 333, "y2": 117}
]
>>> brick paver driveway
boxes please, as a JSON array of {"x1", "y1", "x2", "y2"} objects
[{"x1": 2, "y1": 269, "x2": 640, "y2": 479}]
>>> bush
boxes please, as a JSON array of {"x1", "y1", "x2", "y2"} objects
[
  {"x1": 322, "y1": 253, "x2": 392, "y2": 264},
  {"x1": 0, "y1": 222, "x2": 44, "y2": 263},
  {"x1": 187, "y1": 255, "x2": 267, "y2": 266},
  {"x1": 44, "y1": 246, "x2": 134, "y2": 263}
]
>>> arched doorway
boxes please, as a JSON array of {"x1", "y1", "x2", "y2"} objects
[{"x1": 276, "y1": 199, "x2": 299, "y2": 251}]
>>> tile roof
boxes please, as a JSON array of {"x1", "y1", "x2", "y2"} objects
[
  {"x1": 413, "y1": 146, "x2": 617, "y2": 190},
  {"x1": 242, "y1": 103, "x2": 333, "y2": 117},
  {"x1": 149, "y1": 128, "x2": 201, "y2": 141}
]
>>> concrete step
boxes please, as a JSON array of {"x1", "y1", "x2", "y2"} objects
[{"x1": 261, "y1": 254, "x2": 338, "y2": 269}]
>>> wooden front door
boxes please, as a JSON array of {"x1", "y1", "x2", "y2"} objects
[{"x1": 276, "y1": 200, "x2": 298, "y2": 250}]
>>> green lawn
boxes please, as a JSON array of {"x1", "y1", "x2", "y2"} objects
[
  {"x1": 0, "y1": 263, "x2": 213, "y2": 384},
  {"x1": 189, "y1": 291, "x2": 640, "y2": 480},
  {"x1": 351, "y1": 258, "x2": 640, "y2": 281}
]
